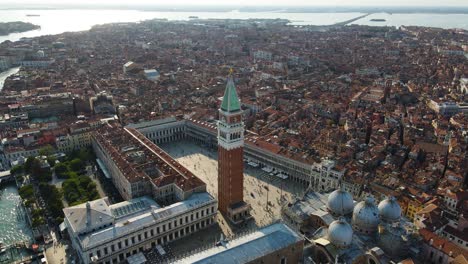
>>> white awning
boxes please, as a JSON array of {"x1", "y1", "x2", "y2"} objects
[
  {"x1": 276, "y1": 173, "x2": 288, "y2": 180},
  {"x1": 96, "y1": 158, "x2": 111, "y2": 179},
  {"x1": 156, "y1": 245, "x2": 166, "y2": 255},
  {"x1": 59, "y1": 222, "x2": 67, "y2": 232},
  {"x1": 126, "y1": 252, "x2": 147, "y2": 264}
]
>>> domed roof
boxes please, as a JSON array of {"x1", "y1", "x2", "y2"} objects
[
  {"x1": 328, "y1": 217, "x2": 353, "y2": 248},
  {"x1": 378, "y1": 196, "x2": 401, "y2": 222},
  {"x1": 352, "y1": 196, "x2": 380, "y2": 234},
  {"x1": 327, "y1": 187, "x2": 354, "y2": 216}
]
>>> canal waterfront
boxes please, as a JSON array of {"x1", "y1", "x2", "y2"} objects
[
  {"x1": 0, "y1": 67, "x2": 20, "y2": 91},
  {"x1": 0, "y1": 184, "x2": 33, "y2": 245}
]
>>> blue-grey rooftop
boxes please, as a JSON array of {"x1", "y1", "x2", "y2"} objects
[
  {"x1": 109, "y1": 196, "x2": 159, "y2": 219},
  {"x1": 175, "y1": 223, "x2": 303, "y2": 264},
  {"x1": 126, "y1": 117, "x2": 178, "y2": 130},
  {"x1": 283, "y1": 192, "x2": 334, "y2": 224},
  {"x1": 68, "y1": 192, "x2": 215, "y2": 250}
]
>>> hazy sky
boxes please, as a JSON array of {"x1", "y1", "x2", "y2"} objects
[{"x1": 3, "y1": 0, "x2": 468, "y2": 7}]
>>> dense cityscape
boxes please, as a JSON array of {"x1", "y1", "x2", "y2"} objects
[{"x1": 0, "y1": 11, "x2": 467, "y2": 264}]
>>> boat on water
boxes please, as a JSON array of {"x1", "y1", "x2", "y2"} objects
[
  {"x1": 188, "y1": 16, "x2": 199, "y2": 19},
  {"x1": 26, "y1": 14, "x2": 40, "y2": 17},
  {"x1": 0, "y1": 242, "x2": 6, "y2": 254},
  {"x1": 370, "y1": 18, "x2": 386, "y2": 22}
]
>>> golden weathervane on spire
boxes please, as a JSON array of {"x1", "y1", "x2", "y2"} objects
[{"x1": 229, "y1": 67, "x2": 234, "y2": 76}]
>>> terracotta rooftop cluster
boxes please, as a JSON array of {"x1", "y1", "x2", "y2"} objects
[
  {"x1": 93, "y1": 124, "x2": 204, "y2": 191},
  {"x1": 0, "y1": 19, "x2": 467, "y2": 256}
]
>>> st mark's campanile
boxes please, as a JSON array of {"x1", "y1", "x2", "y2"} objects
[{"x1": 217, "y1": 72, "x2": 251, "y2": 224}]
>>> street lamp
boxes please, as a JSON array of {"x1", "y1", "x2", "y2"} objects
[
  {"x1": 279, "y1": 178, "x2": 284, "y2": 202},
  {"x1": 264, "y1": 185, "x2": 269, "y2": 210}
]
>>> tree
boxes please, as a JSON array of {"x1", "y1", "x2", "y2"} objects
[
  {"x1": 47, "y1": 156, "x2": 57, "y2": 167},
  {"x1": 19, "y1": 184, "x2": 34, "y2": 200},
  {"x1": 69, "y1": 158, "x2": 84, "y2": 172},
  {"x1": 88, "y1": 189, "x2": 99, "y2": 200},
  {"x1": 24, "y1": 157, "x2": 43, "y2": 177},
  {"x1": 62, "y1": 175, "x2": 100, "y2": 204},
  {"x1": 15, "y1": 174, "x2": 25, "y2": 182},
  {"x1": 66, "y1": 171, "x2": 79, "y2": 179},
  {"x1": 32, "y1": 208, "x2": 44, "y2": 218},
  {"x1": 78, "y1": 148, "x2": 95, "y2": 162},
  {"x1": 38, "y1": 183, "x2": 64, "y2": 220},
  {"x1": 24, "y1": 157, "x2": 37, "y2": 173},
  {"x1": 54, "y1": 163, "x2": 69, "y2": 178},
  {"x1": 86, "y1": 181, "x2": 97, "y2": 192},
  {"x1": 32, "y1": 216, "x2": 45, "y2": 227},
  {"x1": 24, "y1": 199, "x2": 35, "y2": 207},
  {"x1": 78, "y1": 175, "x2": 92, "y2": 189},
  {"x1": 10, "y1": 164, "x2": 24, "y2": 175},
  {"x1": 39, "y1": 145, "x2": 55, "y2": 156},
  {"x1": 36, "y1": 170, "x2": 52, "y2": 182},
  {"x1": 63, "y1": 178, "x2": 80, "y2": 203}
]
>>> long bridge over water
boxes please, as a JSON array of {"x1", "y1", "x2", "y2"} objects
[
  {"x1": 332, "y1": 13, "x2": 371, "y2": 26},
  {"x1": 0, "y1": 170, "x2": 13, "y2": 186},
  {"x1": 301, "y1": 13, "x2": 372, "y2": 31}
]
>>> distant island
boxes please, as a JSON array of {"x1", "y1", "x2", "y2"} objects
[
  {"x1": 0, "y1": 21, "x2": 40, "y2": 36},
  {"x1": 370, "y1": 19, "x2": 386, "y2": 22}
]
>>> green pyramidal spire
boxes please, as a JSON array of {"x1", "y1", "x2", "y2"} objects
[{"x1": 220, "y1": 76, "x2": 241, "y2": 113}]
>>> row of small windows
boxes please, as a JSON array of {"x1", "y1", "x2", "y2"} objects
[
  {"x1": 90, "y1": 206, "x2": 216, "y2": 259},
  {"x1": 8, "y1": 148, "x2": 39, "y2": 158},
  {"x1": 230, "y1": 132, "x2": 241, "y2": 140},
  {"x1": 147, "y1": 127, "x2": 184, "y2": 139},
  {"x1": 246, "y1": 147, "x2": 309, "y2": 174},
  {"x1": 219, "y1": 131, "x2": 227, "y2": 139},
  {"x1": 447, "y1": 235, "x2": 468, "y2": 246},
  {"x1": 246, "y1": 154, "x2": 309, "y2": 181}
]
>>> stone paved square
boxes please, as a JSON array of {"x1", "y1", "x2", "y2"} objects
[{"x1": 161, "y1": 140, "x2": 307, "y2": 240}]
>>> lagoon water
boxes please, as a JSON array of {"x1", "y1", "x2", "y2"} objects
[
  {"x1": 354, "y1": 12, "x2": 468, "y2": 29},
  {"x1": 0, "y1": 6, "x2": 468, "y2": 247},
  {"x1": 0, "y1": 9, "x2": 364, "y2": 43},
  {"x1": 1, "y1": 9, "x2": 468, "y2": 44}
]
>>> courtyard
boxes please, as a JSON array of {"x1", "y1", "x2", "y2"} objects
[{"x1": 160, "y1": 140, "x2": 307, "y2": 241}]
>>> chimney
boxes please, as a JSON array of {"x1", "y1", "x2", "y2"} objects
[{"x1": 86, "y1": 201, "x2": 91, "y2": 227}]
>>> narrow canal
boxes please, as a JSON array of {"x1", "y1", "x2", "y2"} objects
[{"x1": 0, "y1": 184, "x2": 33, "y2": 245}]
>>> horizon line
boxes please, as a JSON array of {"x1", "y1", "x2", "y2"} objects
[{"x1": 2, "y1": 3, "x2": 468, "y2": 7}]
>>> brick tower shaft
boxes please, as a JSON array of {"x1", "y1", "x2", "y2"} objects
[{"x1": 217, "y1": 74, "x2": 251, "y2": 224}]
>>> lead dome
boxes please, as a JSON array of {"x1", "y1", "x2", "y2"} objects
[
  {"x1": 328, "y1": 217, "x2": 353, "y2": 249},
  {"x1": 327, "y1": 187, "x2": 354, "y2": 216},
  {"x1": 378, "y1": 196, "x2": 401, "y2": 223},
  {"x1": 352, "y1": 196, "x2": 380, "y2": 234}
]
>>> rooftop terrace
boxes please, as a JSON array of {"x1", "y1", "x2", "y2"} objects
[{"x1": 93, "y1": 125, "x2": 205, "y2": 191}]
